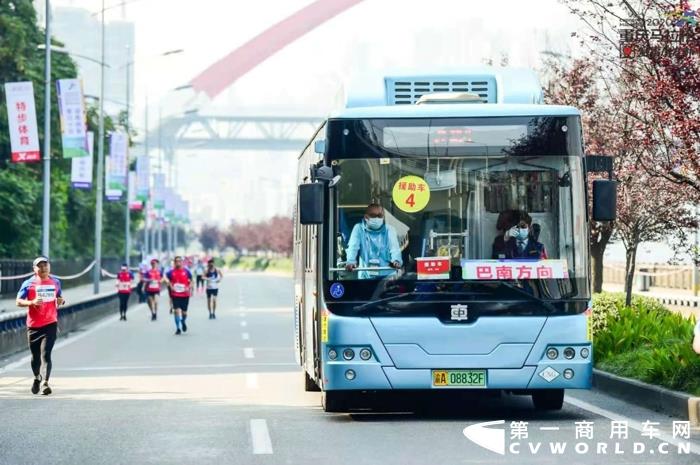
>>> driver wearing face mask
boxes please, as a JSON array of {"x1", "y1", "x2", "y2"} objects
[
  {"x1": 345, "y1": 203, "x2": 402, "y2": 278},
  {"x1": 503, "y1": 218, "x2": 548, "y2": 260}
]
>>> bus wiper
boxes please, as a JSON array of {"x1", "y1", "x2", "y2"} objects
[
  {"x1": 491, "y1": 281, "x2": 559, "y2": 314},
  {"x1": 353, "y1": 292, "x2": 414, "y2": 313}
]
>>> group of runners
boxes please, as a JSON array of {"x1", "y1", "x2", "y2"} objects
[
  {"x1": 14, "y1": 254, "x2": 224, "y2": 395},
  {"x1": 115, "y1": 255, "x2": 223, "y2": 334}
]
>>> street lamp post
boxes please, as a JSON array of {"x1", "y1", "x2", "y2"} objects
[
  {"x1": 42, "y1": 0, "x2": 51, "y2": 257},
  {"x1": 93, "y1": 0, "x2": 106, "y2": 294},
  {"x1": 124, "y1": 44, "x2": 131, "y2": 266}
]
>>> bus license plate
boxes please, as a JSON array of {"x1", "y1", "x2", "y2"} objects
[{"x1": 432, "y1": 370, "x2": 486, "y2": 388}]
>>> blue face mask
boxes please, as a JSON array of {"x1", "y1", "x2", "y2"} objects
[
  {"x1": 516, "y1": 228, "x2": 529, "y2": 241},
  {"x1": 366, "y1": 218, "x2": 384, "y2": 230}
]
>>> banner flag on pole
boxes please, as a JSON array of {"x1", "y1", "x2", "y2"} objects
[
  {"x1": 128, "y1": 171, "x2": 143, "y2": 210},
  {"x1": 56, "y1": 78, "x2": 88, "y2": 158},
  {"x1": 4, "y1": 81, "x2": 41, "y2": 163},
  {"x1": 136, "y1": 153, "x2": 150, "y2": 201},
  {"x1": 105, "y1": 156, "x2": 123, "y2": 201},
  {"x1": 152, "y1": 173, "x2": 165, "y2": 210},
  {"x1": 71, "y1": 131, "x2": 94, "y2": 189},
  {"x1": 109, "y1": 131, "x2": 128, "y2": 190}
]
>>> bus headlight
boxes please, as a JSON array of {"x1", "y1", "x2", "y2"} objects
[
  {"x1": 580, "y1": 348, "x2": 590, "y2": 359},
  {"x1": 563, "y1": 347, "x2": 575, "y2": 359},
  {"x1": 345, "y1": 369, "x2": 356, "y2": 380},
  {"x1": 328, "y1": 349, "x2": 338, "y2": 360},
  {"x1": 546, "y1": 348, "x2": 559, "y2": 360},
  {"x1": 359, "y1": 348, "x2": 372, "y2": 360},
  {"x1": 563, "y1": 369, "x2": 574, "y2": 380},
  {"x1": 343, "y1": 348, "x2": 355, "y2": 360}
]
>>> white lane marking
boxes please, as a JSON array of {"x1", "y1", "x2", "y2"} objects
[
  {"x1": 250, "y1": 419, "x2": 273, "y2": 455},
  {"x1": 246, "y1": 373, "x2": 259, "y2": 389},
  {"x1": 0, "y1": 314, "x2": 121, "y2": 373},
  {"x1": 242, "y1": 332, "x2": 250, "y2": 341},
  {"x1": 240, "y1": 321, "x2": 247, "y2": 327},
  {"x1": 565, "y1": 396, "x2": 700, "y2": 455},
  {"x1": 4, "y1": 362, "x2": 298, "y2": 372},
  {"x1": 244, "y1": 348, "x2": 255, "y2": 359}
]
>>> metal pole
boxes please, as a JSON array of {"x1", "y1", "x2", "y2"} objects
[
  {"x1": 93, "y1": 0, "x2": 106, "y2": 294},
  {"x1": 42, "y1": 0, "x2": 51, "y2": 257},
  {"x1": 144, "y1": 94, "x2": 150, "y2": 255},
  {"x1": 124, "y1": 45, "x2": 131, "y2": 266}
]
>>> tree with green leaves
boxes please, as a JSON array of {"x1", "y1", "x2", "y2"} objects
[{"x1": 0, "y1": 0, "x2": 143, "y2": 259}]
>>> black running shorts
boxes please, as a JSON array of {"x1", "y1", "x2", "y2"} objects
[{"x1": 172, "y1": 296, "x2": 190, "y2": 312}]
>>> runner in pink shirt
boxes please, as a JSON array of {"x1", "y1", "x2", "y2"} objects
[{"x1": 15, "y1": 256, "x2": 65, "y2": 395}]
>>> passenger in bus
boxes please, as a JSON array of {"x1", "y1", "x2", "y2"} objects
[
  {"x1": 502, "y1": 217, "x2": 548, "y2": 260},
  {"x1": 344, "y1": 203, "x2": 402, "y2": 278},
  {"x1": 492, "y1": 210, "x2": 519, "y2": 259}
]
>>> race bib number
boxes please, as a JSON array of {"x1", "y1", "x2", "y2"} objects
[
  {"x1": 148, "y1": 280, "x2": 160, "y2": 290},
  {"x1": 35, "y1": 285, "x2": 56, "y2": 302},
  {"x1": 173, "y1": 283, "x2": 187, "y2": 293},
  {"x1": 117, "y1": 282, "x2": 131, "y2": 291}
]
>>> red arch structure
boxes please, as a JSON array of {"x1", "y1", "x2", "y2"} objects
[{"x1": 190, "y1": 0, "x2": 365, "y2": 99}]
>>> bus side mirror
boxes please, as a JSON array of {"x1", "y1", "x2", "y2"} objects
[
  {"x1": 299, "y1": 183, "x2": 324, "y2": 225},
  {"x1": 592, "y1": 179, "x2": 617, "y2": 221}
]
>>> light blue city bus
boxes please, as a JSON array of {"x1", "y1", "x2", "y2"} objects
[{"x1": 293, "y1": 68, "x2": 616, "y2": 412}]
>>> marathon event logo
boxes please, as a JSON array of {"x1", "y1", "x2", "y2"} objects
[
  {"x1": 463, "y1": 419, "x2": 693, "y2": 456},
  {"x1": 619, "y1": 1, "x2": 699, "y2": 58}
]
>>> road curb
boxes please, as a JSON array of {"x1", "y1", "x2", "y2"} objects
[{"x1": 593, "y1": 368, "x2": 700, "y2": 425}]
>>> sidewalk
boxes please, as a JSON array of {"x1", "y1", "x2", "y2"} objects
[
  {"x1": 0, "y1": 281, "x2": 118, "y2": 316},
  {"x1": 602, "y1": 283, "x2": 700, "y2": 318}
]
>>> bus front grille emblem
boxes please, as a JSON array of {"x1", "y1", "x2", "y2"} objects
[{"x1": 450, "y1": 304, "x2": 469, "y2": 321}]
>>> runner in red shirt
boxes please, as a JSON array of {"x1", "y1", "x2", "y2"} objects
[
  {"x1": 144, "y1": 259, "x2": 164, "y2": 321},
  {"x1": 164, "y1": 256, "x2": 193, "y2": 335},
  {"x1": 116, "y1": 264, "x2": 134, "y2": 321},
  {"x1": 15, "y1": 256, "x2": 65, "y2": 396}
]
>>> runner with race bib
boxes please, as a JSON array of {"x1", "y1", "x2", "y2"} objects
[
  {"x1": 15, "y1": 256, "x2": 65, "y2": 396},
  {"x1": 204, "y1": 258, "x2": 223, "y2": 319},
  {"x1": 144, "y1": 259, "x2": 164, "y2": 321},
  {"x1": 116, "y1": 264, "x2": 134, "y2": 321},
  {"x1": 165, "y1": 256, "x2": 193, "y2": 335}
]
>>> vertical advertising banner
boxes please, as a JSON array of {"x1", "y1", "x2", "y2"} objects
[
  {"x1": 152, "y1": 173, "x2": 165, "y2": 210},
  {"x1": 128, "y1": 171, "x2": 143, "y2": 210},
  {"x1": 164, "y1": 187, "x2": 175, "y2": 221},
  {"x1": 4, "y1": 81, "x2": 41, "y2": 162},
  {"x1": 136, "y1": 154, "x2": 150, "y2": 201},
  {"x1": 109, "y1": 131, "x2": 128, "y2": 190},
  {"x1": 71, "y1": 131, "x2": 94, "y2": 189},
  {"x1": 105, "y1": 156, "x2": 123, "y2": 201},
  {"x1": 56, "y1": 78, "x2": 88, "y2": 158},
  {"x1": 182, "y1": 200, "x2": 190, "y2": 223}
]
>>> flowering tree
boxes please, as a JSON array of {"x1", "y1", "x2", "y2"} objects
[
  {"x1": 564, "y1": 0, "x2": 700, "y2": 191},
  {"x1": 225, "y1": 216, "x2": 293, "y2": 255},
  {"x1": 614, "y1": 159, "x2": 695, "y2": 305}
]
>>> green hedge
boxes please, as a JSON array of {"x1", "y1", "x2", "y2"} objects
[
  {"x1": 593, "y1": 292, "x2": 700, "y2": 395},
  {"x1": 227, "y1": 256, "x2": 292, "y2": 273}
]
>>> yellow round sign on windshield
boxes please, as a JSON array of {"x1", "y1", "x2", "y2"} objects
[{"x1": 392, "y1": 175, "x2": 430, "y2": 213}]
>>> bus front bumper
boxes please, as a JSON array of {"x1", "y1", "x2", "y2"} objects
[{"x1": 322, "y1": 359, "x2": 592, "y2": 391}]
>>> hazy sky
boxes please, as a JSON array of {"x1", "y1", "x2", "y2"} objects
[{"x1": 50, "y1": 0, "x2": 585, "y2": 226}]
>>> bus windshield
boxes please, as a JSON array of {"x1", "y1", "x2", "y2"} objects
[{"x1": 327, "y1": 154, "x2": 588, "y2": 299}]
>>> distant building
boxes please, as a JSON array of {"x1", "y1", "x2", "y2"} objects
[{"x1": 50, "y1": 6, "x2": 134, "y2": 115}]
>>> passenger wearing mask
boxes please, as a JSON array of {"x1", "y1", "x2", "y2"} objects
[
  {"x1": 503, "y1": 218, "x2": 547, "y2": 260},
  {"x1": 345, "y1": 203, "x2": 402, "y2": 279}
]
